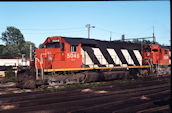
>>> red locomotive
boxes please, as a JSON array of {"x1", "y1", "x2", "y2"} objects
[{"x1": 143, "y1": 44, "x2": 170, "y2": 66}]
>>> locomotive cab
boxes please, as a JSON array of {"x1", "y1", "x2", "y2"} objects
[
  {"x1": 143, "y1": 44, "x2": 170, "y2": 66},
  {"x1": 35, "y1": 36, "x2": 82, "y2": 70}
]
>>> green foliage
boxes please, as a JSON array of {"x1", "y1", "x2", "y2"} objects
[
  {"x1": 39, "y1": 43, "x2": 43, "y2": 48},
  {"x1": 0, "y1": 26, "x2": 36, "y2": 59},
  {"x1": 1, "y1": 44, "x2": 21, "y2": 58},
  {"x1": 43, "y1": 87, "x2": 60, "y2": 92},
  {"x1": 43, "y1": 79, "x2": 144, "y2": 92},
  {"x1": 19, "y1": 41, "x2": 36, "y2": 58},
  {"x1": 1, "y1": 26, "x2": 24, "y2": 45},
  {"x1": 0, "y1": 44, "x2": 5, "y2": 58}
]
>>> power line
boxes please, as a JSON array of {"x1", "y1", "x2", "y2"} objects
[
  {"x1": 96, "y1": 26, "x2": 156, "y2": 38},
  {"x1": 23, "y1": 30, "x2": 87, "y2": 35},
  {"x1": 0, "y1": 26, "x2": 84, "y2": 31},
  {"x1": 135, "y1": 26, "x2": 153, "y2": 37},
  {"x1": 61, "y1": 30, "x2": 87, "y2": 34},
  {"x1": 95, "y1": 27, "x2": 123, "y2": 35},
  {"x1": 20, "y1": 27, "x2": 84, "y2": 31}
]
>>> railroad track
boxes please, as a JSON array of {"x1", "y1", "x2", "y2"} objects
[{"x1": 0, "y1": 77, "x2": 170, "y2": 113}]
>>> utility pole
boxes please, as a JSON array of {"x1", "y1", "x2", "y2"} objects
[
  {"x1": 110, "y1": 32, "x2": 112, "y2": 41},
  {"x1": 30, "y1": 44, "x2": 32, "y2": 61},
  {"x1": 86, "y1": 24, "x2": 95, "y2": 39},
  {"x1": 170, "y1": 40, "x2": 171, "y2": 46},
  {"x1": 121, "y1": 34, "x2": 125, "y2": 41},
  {"x1": 153, "y1": 26, "x2": 156, "y2": 43}
]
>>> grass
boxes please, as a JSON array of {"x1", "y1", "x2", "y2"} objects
[{"x1": 43, "y1": 79, "x2": 144, "y2": 92}]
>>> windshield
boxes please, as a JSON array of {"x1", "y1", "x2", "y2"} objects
[
  {"x1": 45, "y1": 42, "x2": 60, "y2": 48},
  {"x1": 152, "y1": 49, "x2": 158, "y2": 52},
  {"x1": 144, "y1": 47, "x2": 151, "y2": 52}
]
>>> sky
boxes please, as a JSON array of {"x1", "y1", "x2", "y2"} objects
[{"x1": 0, "y1": 1, "x2": 170, "y2": 47}]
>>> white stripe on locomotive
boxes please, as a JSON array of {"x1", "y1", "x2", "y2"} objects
[
  {"x1": 107, "y1": 48, "x2": 123, "y2": 66},
  {"x1": 92, "y1": 48, "x2": 111, "y2": 67},
  {"x1": 121, "y1": 49, "x2": 135, "y2": 66},
  {"x1": 133, "y1": 50, "x2": 142, "y2": 65},
  {"x1": 81, "y1": 48, "x2": 98, "y2": 68}
]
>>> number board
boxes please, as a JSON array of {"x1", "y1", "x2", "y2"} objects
[{"x1": 52, "y1": 39, "x2": 60, "y2": 42}]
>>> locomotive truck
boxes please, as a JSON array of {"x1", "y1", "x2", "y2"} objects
[{"x1": 17, "y1": 36, "x2": 171, "y2": 88}]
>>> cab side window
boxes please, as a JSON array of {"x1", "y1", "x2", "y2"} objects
[
  {"x1": 61, "y1": 43, "x2": 65, "y2": 51},
  {"x1": 144, "y1": 47, "x2": 151, "y2": 52},
  {"x1": 70, "y1": 45, "x2": 77, "y2": 52},
  {"x1": 165, "y1": 50, "x2": 168, "y2": 55},
  {"x1": 55, "y1": 42, "x2": 60, "y2": 48}
]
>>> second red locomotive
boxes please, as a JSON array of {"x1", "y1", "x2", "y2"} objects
[{"x1": 143, "y1": 44, "x2": 170, "y2": 65}]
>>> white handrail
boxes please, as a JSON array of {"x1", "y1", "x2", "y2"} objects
[{"x1": 35, "y1": 57, "x2": 43, "y2": 80}]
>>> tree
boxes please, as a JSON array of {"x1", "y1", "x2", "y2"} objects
[
  {"x1": 1, "y1": 26, "x2": 24, "y2": 45},
  {"x1": 0, "y1": 26, "x2": 36, "y2": 59},
  {"x1": 19, "y1": 41, "x2": 36, "y2": 58},
  {"x1": 2, "y1": 44, "x2": 21, "y2": 58},
  {"x1": 0, "y1": 44, "x2": 5, "y2": 58},
  {"x1": 38, "y1": 43, "x2": 43, "y2": 48}
]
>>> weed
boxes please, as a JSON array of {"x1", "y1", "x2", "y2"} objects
[{"x1": 42, "y1": 79, "x2": 144, "y2": 92}]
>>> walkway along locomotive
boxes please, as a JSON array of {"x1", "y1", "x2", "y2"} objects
[{"x1": 17, "y1": 36, "x2": 171, "y2": 88}]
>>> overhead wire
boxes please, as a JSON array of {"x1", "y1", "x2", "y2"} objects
[
  {"x1": 0, "y1": 26, "x2": 155, "y2": 39},
  {"x1": 23, "y1": 30, "x2": 87, "y2": 35},
  {"x1": 95, "y1": 26, "x2": 123, "y2": 35},
  {"x1": 19, "y1": 27, "x2": 84, "y2": 31}
]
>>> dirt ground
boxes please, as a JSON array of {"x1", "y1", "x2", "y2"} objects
[
  {"x1": 0, "y1": 76, "x2": 170, "y2": 113},
  {"x1": 0, "y1": 82, "x2": 40, "y2": 95}
]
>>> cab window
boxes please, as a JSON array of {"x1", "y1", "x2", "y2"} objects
[
  {"x1": 61, "y1": 43, "x2": 65, "y2": 51},
  {"x1": 152, "y1": 49, "x2": 158, "y2": 52},
  {"x1": 70, "y1": 45, "x2": 77, "y2": 52},
  {"x1": 48, "y1": 44, "x2": 54, "y2": 48},
  {"x1": 54, "y1": 42, "x2": 60, "y2": 48},
  {"x1": 45, "y1": 43, "x2": 53, "y2": 48},
  {"x1": 144, "y1": 47, "x2": 151, "y2": 52},
  {"x1": 144, "y1": 48, "x2": 148, "y2": 52},
  {"x1": 165, "y1": 50, "x2": 168, "y2": 55},
  {"x1": 45, "y1": 42, "x2": 60, "y2": 48}
]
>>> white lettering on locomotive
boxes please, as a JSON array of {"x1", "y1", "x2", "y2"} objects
[
  {"x1": 67, "y1": 53, "x2": 80, "y2": 59},
  {"x1": 163, "y1": 56, "x2": 168, "y2": 59}
]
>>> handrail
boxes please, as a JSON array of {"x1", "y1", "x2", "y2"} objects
[{"x1": 35, "y1": 57, "x2": 43, "y2": 80}]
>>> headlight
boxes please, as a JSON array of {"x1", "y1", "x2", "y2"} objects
[
  {"x1": 48, "y1": 56, "x2": 52, "y2": 61},
  {"x1": 147, "y1": 53, "x2": 149, "y2": 56}
]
